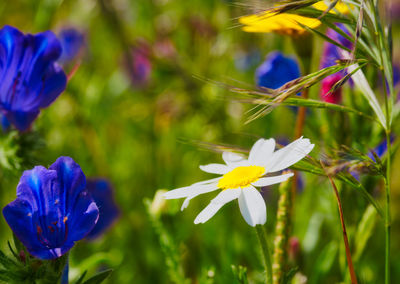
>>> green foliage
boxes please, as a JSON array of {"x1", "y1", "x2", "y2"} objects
[
  {"x1": 0, "y1": 247, "x2": 67, "y2": 284},
  {"x1": 231, "y1": 265, "x2": 249, "y2": 284},
  {"x1": 79, "y1": 270, "x2": 112, "y2": 284}
]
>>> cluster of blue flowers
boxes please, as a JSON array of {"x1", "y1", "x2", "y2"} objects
[{"x1": 0, "y1": 25, "x2": 119, "y2": 262}]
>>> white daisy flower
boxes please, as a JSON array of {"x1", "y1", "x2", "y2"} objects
[{"x1": 163, "y1": 137, "x2": 314, "y2": 226}]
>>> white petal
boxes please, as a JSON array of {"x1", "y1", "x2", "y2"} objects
[
  {"x1": 180, "y1": 180, "x2": 222, "y2": 210},
  {"x1": 266, "y1": 137, "x2": 314, "y2": 172},
  {"x1": 248, "y1": 138, "x2": 276, "y2": 166},
  {"x1": 199, "y1": 163, "x2": 229, "y2": 174},
  {"x1": 238, "y1": 186, "x2": 266, "y2": 226},
  {"x1": 194, "y1": 188, "x2": 241, "y2": 224},
  {"x1": 163, "y1": 178, "x2": 220, "y2": 200},
  {"x1": 222, "y1": 151, "x2": 249, "y2": 168},
  {"x1": 251, "y1": 173, "x2": 294, "y2": 187}
]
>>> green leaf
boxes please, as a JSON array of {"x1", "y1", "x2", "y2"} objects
[
  {"x1": 0, "y1": 250, "x2": 18, "y2": 270},
  {"x1": 75, "y1": 271, "x2": 88, "y2": 284},
  {"x1": 286, "y1": 6, "x2": 354, "y2": 24},
  {"x1": 347, "y1": 63, "x2": 387, "y2": 128},
  {"x1": 12, "y1": 234, "x2": 24, "y2": 255},
  {"x1": 354, "y1": 205, "x2": 377, "y2": 261},
  {"x1": 297, "y1": 22, "x2": 351, "y2": 53},
  {"x1": 82, "y1": 269, "x2": 113, "y2": 284},
  {"x1": 310, "y1": 242, "x2": 338, "y2": 282},
  {"x1": 257, "y1": 96, "x2": 377, "y2": 122}
]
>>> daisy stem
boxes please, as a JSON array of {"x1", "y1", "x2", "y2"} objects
[{"x1": 255, "y1": 225, "x2": 272, "y2": 284}]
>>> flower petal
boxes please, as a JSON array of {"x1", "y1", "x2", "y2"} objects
[
  {"x1": 2, "y1": 199, "x2": 52, "y2": 259},
  {"x1": 180, "y1": 183, "x2": 220, "y2": 210},
  {"x1": 0, "y1": 26, "x2": 66, "y2": 131},
  {"x1": 67, "y1": 191, "x2": 99, "y2": 242},
  {"x1": 266, "y1": 137, "x2": 314, "y2": 172},
  {"x1": 222, "y1": 151, "x2": 249, "y2": 168},
  {"x1": 49, "y1": 156, "x2": 87, "y2": 215},
  {"x1": 85, "y1": 178, "x2": 120, "y2": 240},
  {"x1": 238, "y1": 186, "x2": 266, "y2": 226},
  {"x1": 199, "y1": 163, "x2": 229, "y2": 174},
  {"x1": 194, "y1": 188, "x2": 241, "y2": 224},
  {"x1": 163, "y1": 178, "x2": 220, "y2": 200},
  {"x1": 251, "y1": 173, "x2": 294, "y2": 187},
  {"x1": 248, "y1": 138, "x2": 276, "y2": 166},
  {"x1": 3, "y1": 109, "x2": 40, "y2": 132}
]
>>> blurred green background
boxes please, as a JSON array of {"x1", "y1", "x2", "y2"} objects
[{"x1": 0, "y1": 0, "x2": 400, "y2": 283}]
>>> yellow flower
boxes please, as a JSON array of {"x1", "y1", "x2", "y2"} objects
[{"x1": 239, "y1": 1, "x2": 349, "y2": 35}]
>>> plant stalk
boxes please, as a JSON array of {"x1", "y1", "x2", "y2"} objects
[
  {"x1": 321, "y1": 161, "x2": 358, "y2": 283},
  {"x1": 384, "y1": 130, "x2": 391, "y2": 284},
  {"x1": 381, "y1": 55, "x2": 392, "y2": 284},
  {"x1": 255, "y1": 225, "x2": 273, "y2": 284},
  {"x1": 272, "y1": 179, "x2": 292, "y2": 284}
]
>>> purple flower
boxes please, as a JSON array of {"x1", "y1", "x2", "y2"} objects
[
  {"x1": 256, "y1": 51, "x2": 300, "y2": 90},
  {"x1": 320, "y1": 24, "x2": 352, "y2": 103},
  {"x1": 321, "y1": 24, "x2": 352, "y2": 69},
  {"x1": 85, "y1": 178, "x2": 119, "y2": 240},
  {"x1": 0, "y1": 25, "x2": 67, "y2": 131},
  {"x1": 125, "y1": 43, "x2": 152, "y2": 87},
  {"x1": 58, "y1": 27, "x2": 85, "y2": 64},
  {"x1": 2, "y1": 157, "x2": 99, "y2": 260}
]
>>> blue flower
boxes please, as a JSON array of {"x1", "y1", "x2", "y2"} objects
[
  {"x1": 0, "y1": 25, "x2": 67, "y2": 132},
  {"x1": 256, "y1": 51, "x2": 300, "y2": 90},
  {"x1": 2, "y1": 157, "x2": 99, "y2": 260},
  {"x1": 1, "y1": 114, "x2": 10, "y2": 132},
  {"x1": 58, "y1": 27, "x2": 85, "y2": 64},
  {"x1": 368, "y1": 136, "x2": 395, "y2": 162},
  {"x1": 85, "y1": 178, "x2": 120, "y2": 240}
]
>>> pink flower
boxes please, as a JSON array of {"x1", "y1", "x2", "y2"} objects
[{"x1": 320, "y1": 73, "x2": 343, "y2": 104}]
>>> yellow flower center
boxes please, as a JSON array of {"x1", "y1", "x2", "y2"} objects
[{"x1": 218, "y1": 166, "x2": 265, "y2": 190}]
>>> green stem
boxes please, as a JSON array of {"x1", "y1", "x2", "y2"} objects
[
  {"x1": 382, "y1": 52, "x2": 392, "y2": 284},
  {"x1": 255, "y1": 225, "x2": 272, "y2": 284},
  {"x1": 379, "y1": 12, "x2": 392, "y2": 280},
  {"x1": 384, "y1": 130, "x2": 391, "y2": 284}
]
